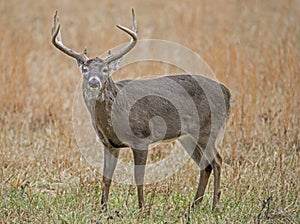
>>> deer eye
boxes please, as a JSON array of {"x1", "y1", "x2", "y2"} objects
[
  {"x1": 82, "y1": 66, "x2": 89, "y2": 73},
  {"x1": 102, "y1": 68, "x2": 109, "y2": 74}
]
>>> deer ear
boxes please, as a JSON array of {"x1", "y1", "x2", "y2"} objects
[
  {"x1": 77, "y1": 48, "x2": 88, "y2": 67},
  {"x1": 108, "y1": 57, "x2": 122, "y2": 72}
]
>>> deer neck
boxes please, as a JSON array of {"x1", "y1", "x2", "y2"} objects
[
  {"x1": 93, "y1": 77, "x2": 119, "y2": 143},
  {"x1": 92, "y1": 77, "x2": 118, "y2": 115},
  {"x1": 82, "y1": 77, "x2": 118, "y2": 116},
  {"x1": 102, "y1": 77, "x2": 118, "y2": 100}
]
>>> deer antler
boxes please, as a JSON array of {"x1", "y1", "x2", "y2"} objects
[
  {"x1": 51, "y1": 11, "x2": 89, "y2": 63},
  {"x1": 105, "y1": 9, "x2": 138, "y2": 63}
]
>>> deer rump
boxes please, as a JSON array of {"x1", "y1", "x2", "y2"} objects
[{"x1": 91, "y1": 74, "x2": 231, "y2": 151}]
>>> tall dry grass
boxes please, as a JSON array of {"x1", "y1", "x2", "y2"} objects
[{"x1": 0, "y1": 0, "x2": 299, "y2": 223}]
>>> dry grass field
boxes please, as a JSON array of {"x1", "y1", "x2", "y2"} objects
[{"x1": 0, "y1": 0, "x2": 299, "y2": 223}]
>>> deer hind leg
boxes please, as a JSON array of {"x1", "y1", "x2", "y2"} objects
[
  {"x1": 179, "y1": 136, "x2": 212, "y2": 207},
  {"x1": 101, "y1": 147, "x2": 119, "y2": 210},
  {"x1": 193, "y1": 151, "x2": 222, "y2": 211},
  {"x1": 212, "y1": 151, "x2": 222, "y2": 211},
  {"x1": 193, "y1": 163, "x2": 212, "y2": 207},
  {"x1": 132, "y1": 148, "x2": 148, "y2": 209},
  {"x1": 190, "y1": 143, "x2": 213, "y2": 207},
  {"x1": 211, "y1": 126, "x2": 225, "y2": 211}
]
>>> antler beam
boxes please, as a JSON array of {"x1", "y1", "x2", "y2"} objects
[
  {"x1": 105, "y1": 8, "x2": 138, "y2": 63},
  {"x1": 51, "y1": 11, "x2": 89, "y2": 63}
]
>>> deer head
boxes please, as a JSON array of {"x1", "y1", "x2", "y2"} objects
[{"x1": 51, "y1": 9, "x2": 137, "y2": 93}]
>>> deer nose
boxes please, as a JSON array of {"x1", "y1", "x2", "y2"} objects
[{"x1": 88, "y1": 77, "x2": 101, "y2": 89}]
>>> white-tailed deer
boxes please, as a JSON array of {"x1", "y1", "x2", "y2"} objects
[{"x1": 51, "y1": 9, "x2": 231, "y2": 211}]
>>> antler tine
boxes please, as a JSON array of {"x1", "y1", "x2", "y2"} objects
[
  {"x1": 131, "y1": 8, "x2": 137, "y2": 33},
  {"x1": 52, "y1": 11, "x2": 59, "y2": 39},
  {"x1": 105, "y1": 9, "x2": 138, "y2": 63},
  {"x1": 51, "y1": 11, "x2": 88, "y2": 63}
]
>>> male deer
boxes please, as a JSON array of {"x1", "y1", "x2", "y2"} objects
[{"x1": 51, "y1": 9, "x2": 231, "y2": 211}]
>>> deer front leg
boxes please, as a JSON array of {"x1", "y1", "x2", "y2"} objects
[
  {"x1": 101, "y1": 147, "x2": 119, "y2": 211},
  {"x1": 132, "y1": 148, "x2": 148, "y2": 209}
]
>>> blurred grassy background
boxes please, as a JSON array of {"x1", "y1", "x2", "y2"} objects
[{"x1": 0, "y1": 0, "x2": 299, "y2": 223}]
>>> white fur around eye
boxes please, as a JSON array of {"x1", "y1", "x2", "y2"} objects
[{"x1": 82, "y1": 65, "x2": 89, "y2": 73}]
